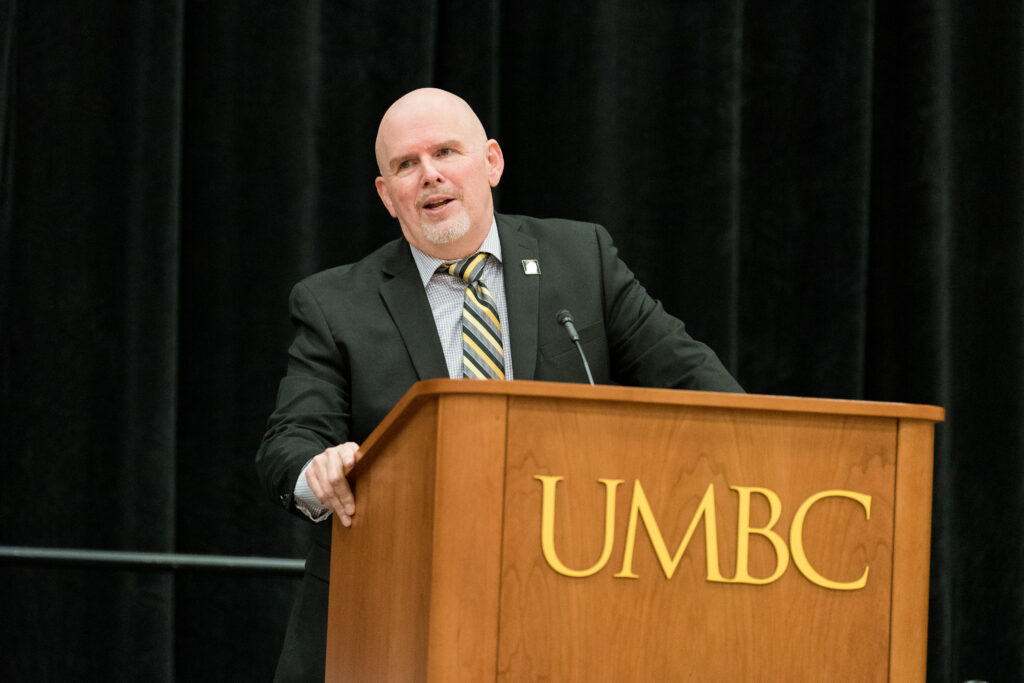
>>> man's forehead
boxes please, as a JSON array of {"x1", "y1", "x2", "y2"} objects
[
  {"x1": 379, "y1": 117, "x2": 482, "y2": 165},
  {"x1": 383, "y1": 120, "x2": 466, "y2": 150}
]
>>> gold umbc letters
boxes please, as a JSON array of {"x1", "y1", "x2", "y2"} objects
[{"x1": 535, "y1": 476, "x2": 871, "y2": 591}]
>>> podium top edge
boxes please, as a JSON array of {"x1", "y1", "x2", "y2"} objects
[
  {"x1": 391, "y1": 379, "x2": 946, "y2": 422},
  {"x1": 351, "y1": 380, "x2": 945, "y2": 475}
]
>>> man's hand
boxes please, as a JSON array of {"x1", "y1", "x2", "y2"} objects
[{"x1": 305, "y1": 442, "x2": 364, "y2": 527}]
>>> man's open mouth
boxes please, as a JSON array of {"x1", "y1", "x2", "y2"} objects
[{"x1": 423, "y1": 197, "x2": 454, "y2": 210}]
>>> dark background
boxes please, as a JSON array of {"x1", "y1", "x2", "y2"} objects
[{"x1": 2, "y1": 0, "x2": 1021, "y2": 680}]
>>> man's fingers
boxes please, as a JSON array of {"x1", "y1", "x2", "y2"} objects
[
  {"x1": 343, "y1": 447, "x2": 363, "y2": 475},
  {"x1": 305, "y1": 458, "x2": 344, "y2": 518},
  {"x1": 307, "y1": 442, "x2": 362, "y2": 522}
]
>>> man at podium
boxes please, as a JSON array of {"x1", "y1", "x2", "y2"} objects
[{"x1": 256, "y1": 87, "x2": 742, "y2": 681}]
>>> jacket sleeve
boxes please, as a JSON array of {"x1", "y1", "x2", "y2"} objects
[{"x1": 255, "y1": 280, "x2": 353, "y2": 514}]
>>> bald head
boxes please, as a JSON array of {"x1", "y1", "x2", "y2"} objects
[
  {"x1": 372, "y1": 88, "x2": 505, "y2": 260},
  {"x1": 375, "y1": 88, "x2": 488, "y2": 174}
]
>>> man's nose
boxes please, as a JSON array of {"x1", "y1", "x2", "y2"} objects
[{"x1": 420, "y1": 158, "x2": 443, "y2": 186}]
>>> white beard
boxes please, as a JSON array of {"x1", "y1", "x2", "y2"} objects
[{"x1": 421, "y1": 211, "x2": 471, "y2": 245}]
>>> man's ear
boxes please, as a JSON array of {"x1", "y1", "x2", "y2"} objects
[
  {"x1": 485, "y1": 139, "x2": 505, "y2": 188},
  {"x1": 375, "y1": 177, "x2": 397, "y2": 217}
]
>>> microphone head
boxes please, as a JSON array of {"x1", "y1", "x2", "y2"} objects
[{"x1": 556, "y1": 309, "x2": 574, "y2": 325}]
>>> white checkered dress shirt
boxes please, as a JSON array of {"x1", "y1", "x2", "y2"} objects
[{"x1": 411, "y1": 222, "x2": 512, "y2": 380}]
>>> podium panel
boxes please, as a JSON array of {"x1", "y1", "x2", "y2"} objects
[
  {"x1": 499, "y1": 398, "x2": 894, "y2": 680},
  {"x1": 326, "y1": 380, "x2": 942, "y2": 681}
]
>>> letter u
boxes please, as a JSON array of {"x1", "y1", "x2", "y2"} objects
[{"x1": 535, "y1": 476, "x2": 624, "y2": 578}]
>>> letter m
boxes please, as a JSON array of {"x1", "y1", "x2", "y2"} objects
[{"x1": 615, "y1": 481, "x2": 724, "y2": 581}]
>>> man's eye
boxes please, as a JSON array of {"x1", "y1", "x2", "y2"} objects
[
  {"x1": 437, "y1": 148, "x2": 452, "y2": 157},
  {"x1": 397, "y1": 159, "x2": 415, "y2": 170}
]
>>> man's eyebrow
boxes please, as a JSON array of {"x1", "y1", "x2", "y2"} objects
[{"x1": 387, "y1": 154, "x2": 412, "y2": 171}]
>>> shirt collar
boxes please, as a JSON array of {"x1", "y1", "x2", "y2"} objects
[{"x1": 409, "y1": 217, "x2": 503, "y2": 286}]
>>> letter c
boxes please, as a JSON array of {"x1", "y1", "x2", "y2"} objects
[{"x1": 790, "y1": 489, "x2": 871, "y2": 591}]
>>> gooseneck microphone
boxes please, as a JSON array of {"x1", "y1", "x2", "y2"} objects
[{"x1": 556, "y1": 309, "x2": 595, "y2": 386}]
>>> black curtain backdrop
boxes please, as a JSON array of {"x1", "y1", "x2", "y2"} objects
[{"x1": 1, "y1": 0, "x2": 1021, "y2": 680}]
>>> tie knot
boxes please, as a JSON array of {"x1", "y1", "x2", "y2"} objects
[{"x1": 442, "y1": 252, "x2": 489, "y2": 284}]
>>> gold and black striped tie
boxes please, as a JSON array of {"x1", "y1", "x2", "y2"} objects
[{"x1": 442, "y1": 252, "x2": 505, "y2": 380}]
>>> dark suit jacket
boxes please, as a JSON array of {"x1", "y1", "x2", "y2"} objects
[{"x1": 256, "y1": 214, "x2": 742, "y2": 681}]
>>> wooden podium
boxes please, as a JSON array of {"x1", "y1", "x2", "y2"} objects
[{"x1": 325, "y1": 380, "x2": 944, "y2": 681}]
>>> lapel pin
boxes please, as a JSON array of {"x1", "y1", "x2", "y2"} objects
[{"x1": 521, "y1": 259, "x2": 541, "y2": 275}]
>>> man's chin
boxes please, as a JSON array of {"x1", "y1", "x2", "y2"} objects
[{"x1": 422, "y1": 216, "x2": 471, "y2": 246}]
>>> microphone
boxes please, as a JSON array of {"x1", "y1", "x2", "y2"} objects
[{"x1": 556, "y1": 309, "x2": 595, "y2": 386}]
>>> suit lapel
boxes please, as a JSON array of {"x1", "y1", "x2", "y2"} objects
[
  {"x1": 498, "y1": 214, "x2": 540, "y2": 380},
  {"x1": 379, "y1": 243, "x2": 450, "y2": 380}
]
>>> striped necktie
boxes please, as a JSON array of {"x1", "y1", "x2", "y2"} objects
[{"x1": 441, "y1": 252, "x2": 505, "y2": 380}]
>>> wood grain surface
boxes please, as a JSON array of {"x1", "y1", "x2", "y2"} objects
[
  {"x1": 498, "y1": 398, "x2": 898, "y2": 681},
  {"x1": 324, "y1": 380, "x2": 941, "y2": 681}
]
